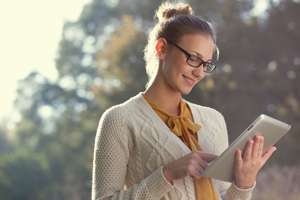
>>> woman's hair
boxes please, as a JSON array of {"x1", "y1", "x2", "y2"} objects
[{"x1": 144, "y1": 1, "x2": 217, "y2": 89}]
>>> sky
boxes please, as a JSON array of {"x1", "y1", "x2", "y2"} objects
[
  {"x1": 0, "y1": 0, "x2": 268, "y2": 123},
  {"x1": 0, "y1": 0, "x2": 91, "y2": 122}
]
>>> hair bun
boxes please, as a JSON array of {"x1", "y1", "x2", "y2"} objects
[{"x1": 155, "y1": 2, "x2": 193, "y2": 22}]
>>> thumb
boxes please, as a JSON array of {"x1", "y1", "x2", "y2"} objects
[{"x1": 261, "y1": 146, "x2": 277, "y2": 166}]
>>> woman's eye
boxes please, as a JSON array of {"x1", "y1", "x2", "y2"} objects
[{"x1": 189, "y1": 55, "x2": 200, "y2": 62}]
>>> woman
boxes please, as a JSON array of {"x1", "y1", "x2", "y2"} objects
[{"x1": 92, "y1": 2, "x2": 276, "y2": 200}]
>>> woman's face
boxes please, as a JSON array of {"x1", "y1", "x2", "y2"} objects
[{"x1": 159, "y1": 33, "x2": 215, "y2": 95}]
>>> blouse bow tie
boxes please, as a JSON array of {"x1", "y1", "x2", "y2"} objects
[
  {"x1": 166, "y1": 116, "x2": 200, "y2": 137},
  {"x1": 144, "y1": 96, "x2": 201, "y2": 137}
]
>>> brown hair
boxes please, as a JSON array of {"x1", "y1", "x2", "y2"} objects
[{"x1": 144, "y1": 2, "x2": 217, "y2": 88}]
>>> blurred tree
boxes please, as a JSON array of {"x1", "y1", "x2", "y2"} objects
[
  {"x1": 0, "y1": 125, "x2": 13, "y2": 154},
  {"x1": 0, "y1": 150, "x2": 50, "y2": 200}
]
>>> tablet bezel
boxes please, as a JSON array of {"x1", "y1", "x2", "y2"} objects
[{"x1": 202, "y1": 114, "x2": 291, "y2": 182}]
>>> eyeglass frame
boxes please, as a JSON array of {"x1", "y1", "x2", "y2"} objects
[{"x1": 166, "y1": 39, "x2": 219, "y2": 73}]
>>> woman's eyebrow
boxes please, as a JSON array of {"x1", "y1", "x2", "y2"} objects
[{"x1": 191, "y1": 50, "x2": 204, "y2": 58}]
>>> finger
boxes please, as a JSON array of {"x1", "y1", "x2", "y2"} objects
[
  {"x1": 197, "y1": 158, "x2": 209, "y2": 170},
  {"x1": 198, "y1": 152, "x2": 218, "y2": 162},
  {"x1": 187, "y1": 163, "x2": 197, "y2": 177},
  {"x1": 196, "y1": 162, "x2": 205, "y2": 176},
  {"x1": 191, "y1": 152, "x2": 209, "y2": 170},
  {"x1": 261, "y1": 146, "x2": 277, "y2": 166},
  {"x1": 243, "y1": 139, "x2": 253, "y2": 161},
  {"x1": 257, "y1": 135, "x2": 264, "y2": 157},
  {"x1": 196, "y1": 164, "x2": 206, "y2": 177},
  {"x1": 189, "y1": 162, "x2": 205, "y2": 178},
  {"x1": 234, "y1": 149, "x2": 243, "y2": 170},
  {"x1": 252, "y1": 135, "x2": 260, "y2": 158}
]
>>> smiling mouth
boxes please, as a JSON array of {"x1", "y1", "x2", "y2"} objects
[{"x1": 182, "y1": 75, "x2": 196, "y2": 85}]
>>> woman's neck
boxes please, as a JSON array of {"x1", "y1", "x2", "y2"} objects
[{"x1": 143, "y1": 75, "x2": 182, "y2": 116}]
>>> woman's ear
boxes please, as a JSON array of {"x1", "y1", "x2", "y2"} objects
[{"x1": 155, "y1": 38, "x2": 168, "y2": 59}]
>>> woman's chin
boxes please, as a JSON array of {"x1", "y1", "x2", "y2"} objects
[{"x1": 179, "y1": 86, "x2": 193, "y2": 95}]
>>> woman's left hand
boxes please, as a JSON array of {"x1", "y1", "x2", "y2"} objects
[{"x1": 234, "y1": 134, "x2": 277, "y2": 189}]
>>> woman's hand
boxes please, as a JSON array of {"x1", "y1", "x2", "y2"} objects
[
  {"x1": 163, "y1": 151, "x2": 217, "y2": 184},
  {"x1": 234, "y1": 134, "x2": 277, "y2": 189}
]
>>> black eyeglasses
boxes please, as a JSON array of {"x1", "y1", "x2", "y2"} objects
[{"x1": 166, "y1": 39, "x2": 219, "y2": 73}]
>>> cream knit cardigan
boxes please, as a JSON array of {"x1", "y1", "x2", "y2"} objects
[{"x1": 92, "y1": 92, "x2": 255, "y2": 200}]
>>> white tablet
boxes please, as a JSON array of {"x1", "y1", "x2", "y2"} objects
[{"x1": 202, "y1": 114, "x2": 291, "y2": 182}]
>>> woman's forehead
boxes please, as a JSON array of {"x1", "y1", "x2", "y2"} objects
[{"x1": 178, "y1": 33, "x2": 215, "y2": 59}]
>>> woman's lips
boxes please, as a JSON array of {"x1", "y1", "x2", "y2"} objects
[{"x1": 183, "y1": 75, "x2": 196, "y2": 86}]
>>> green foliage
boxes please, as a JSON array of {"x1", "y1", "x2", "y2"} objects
[{"x1": 0, "y1": 150, "x2": 50, "y2": 200}]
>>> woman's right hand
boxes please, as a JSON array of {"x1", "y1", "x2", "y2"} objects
[{"x1": 163, "y1": 151, "x2": 218, "y2": 184}]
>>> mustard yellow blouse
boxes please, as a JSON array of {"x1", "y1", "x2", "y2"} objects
[{"x1": 143, "y1": 95, "x2": 219, "y2": 200}]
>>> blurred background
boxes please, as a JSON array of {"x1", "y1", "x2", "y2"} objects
[{"x1": 0, "y1": 0, "x2": 299, "y2": 199}]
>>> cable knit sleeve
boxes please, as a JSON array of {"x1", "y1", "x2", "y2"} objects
[
  {"x1": 212, "y1": 110, "x2": 256, "y2": 200},
  {"x1": 91, "y1": 106, "x2": 174, "y2": 200}
]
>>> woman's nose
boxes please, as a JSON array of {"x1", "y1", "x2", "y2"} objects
[{"x1": 192, "y1": 64, "x2": 205, "y2": 78}]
